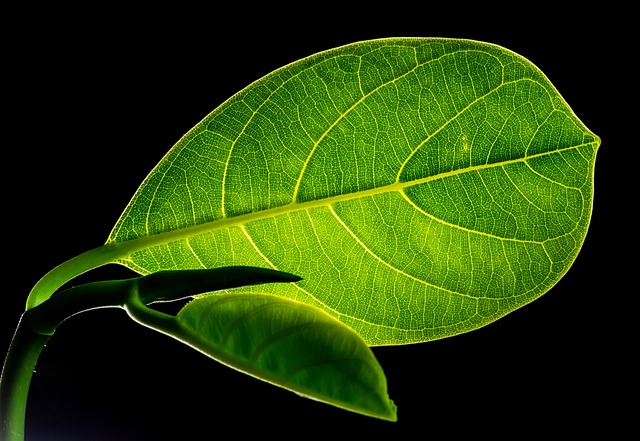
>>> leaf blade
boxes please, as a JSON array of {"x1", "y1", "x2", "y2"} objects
[
  {"x1": 107, "y1": 38, "x2": 599, "y2": 345},
  {"x1": 174, "y1": 293, "x2": 397, "y2": 421}
]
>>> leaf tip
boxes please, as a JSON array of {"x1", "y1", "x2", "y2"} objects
[{"x1": 380, "y1": 400, "x2": 398, "y2": 422}]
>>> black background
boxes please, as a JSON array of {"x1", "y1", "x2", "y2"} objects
[{"x1": 2, "y1": 7, "x2": 628, "y2": 440}]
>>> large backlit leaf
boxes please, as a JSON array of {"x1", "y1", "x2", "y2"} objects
[{"x1": 108, "y1": 38, "x2": 600, "y2": 345}]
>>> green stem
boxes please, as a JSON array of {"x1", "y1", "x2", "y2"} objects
[
  {"x1": 1, "y1": 317, "x2": 51, "y2": 441},
  {"x1": 1, "y1": 280, "x2": 132, "y2": 441},
  {"x1": 26, "y1": 244, "x2": 126, "y2": 310},
  {"x1": 3, "y1": 266, "x2": 301, "y2": 439}
]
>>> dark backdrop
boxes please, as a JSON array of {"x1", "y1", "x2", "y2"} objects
[{"x1": 2, "y1": 7, "x2": 626, "y2": 440}]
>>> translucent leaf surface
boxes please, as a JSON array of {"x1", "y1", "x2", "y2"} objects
[{"x1": 108, "y1": 38, "x2": 600, "y2": 345}]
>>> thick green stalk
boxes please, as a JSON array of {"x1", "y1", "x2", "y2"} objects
[
  {"x1": 1, "y1": 280, "x2": 131, "y2": 441},
  {"x1": 26, "y1": 244, "x2": 125, "y2": 310},
  {"x1": 1, "y1": 318, "x2": 51, "y2": 441},
  {"x1": 3, "y1": 266, "x2": 300, "y2": 440}
]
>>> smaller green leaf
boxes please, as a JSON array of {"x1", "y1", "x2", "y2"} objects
[
  {"x1": 119, "y1": 267, "x2": 395, "y2": 419},
  {"x1": 176, "y1": 293, "x2": 396, "y2": 421}
]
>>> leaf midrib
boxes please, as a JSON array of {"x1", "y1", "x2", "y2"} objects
[
  {"x1": 119, "y1": 43, "x2": 585, "y2": 258},
  {"x1": 110, "y1": 142, "x2": 594, "y2": 256}
]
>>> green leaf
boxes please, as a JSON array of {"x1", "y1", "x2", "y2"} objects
[
  {"x1": 106, "y1": 38, "x2": 599, "y2": 345},
  {"x1": 129, "y1": 292, "x2": 397, "y2": 421}
]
